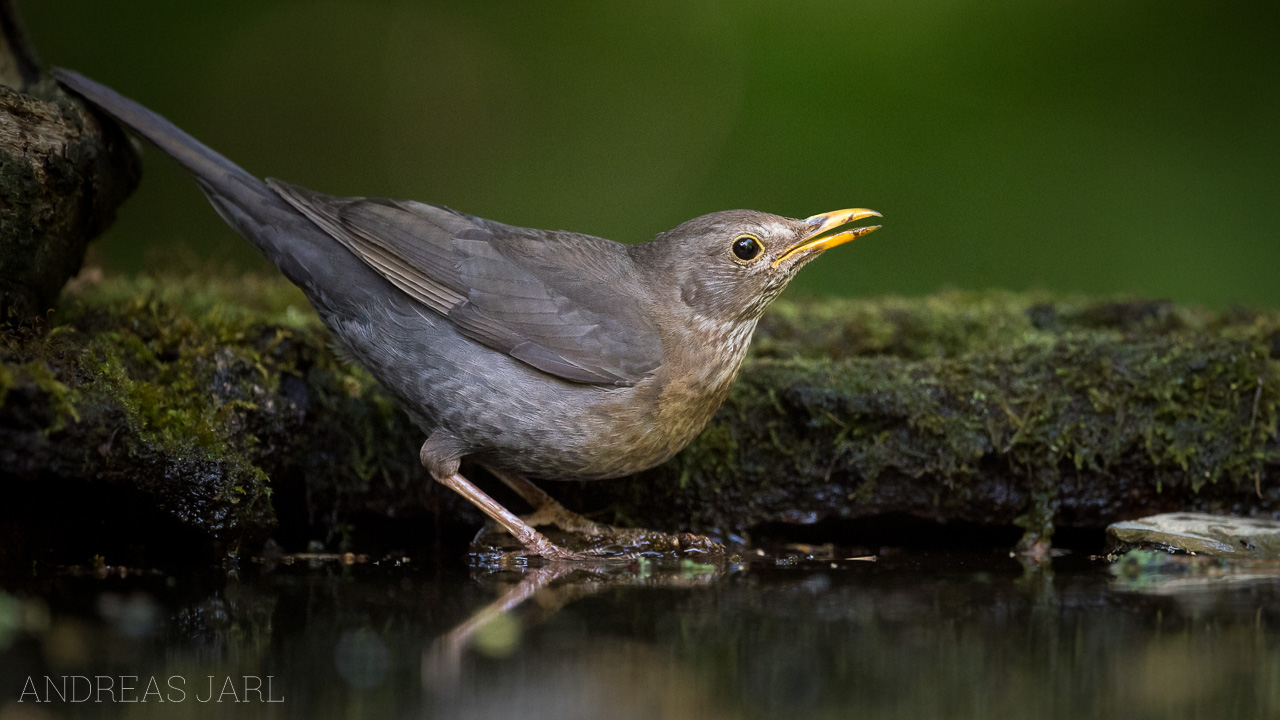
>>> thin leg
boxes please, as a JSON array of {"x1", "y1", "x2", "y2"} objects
[
  {"x1": 484, "y1": 465, "x2": 613, "y2": 536},
  {"x1": 483, "y1": 466, "x2": 725, "y2": 555},
  {"x1": 435, "y1": 472, "x2": 585, "y2": 561}
]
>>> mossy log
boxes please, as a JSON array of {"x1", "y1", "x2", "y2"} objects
[
  {"x1": 586, "y1": 298, "x2": 1280, "y2": 548},
  {"x1": 1, "y1": 276, "x2": 1277, "y2": 564},
  {"x1": 0, "y1": 2, "x2": 140, "y2": 326}
]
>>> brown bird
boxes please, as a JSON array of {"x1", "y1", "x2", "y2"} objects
[{"x1": 54, "y1": 68, "x2": 881, "y2": 560}]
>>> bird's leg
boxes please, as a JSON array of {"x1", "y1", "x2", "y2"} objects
[
  {"x1": 483, "y1": 467, "x2": 725, "y2": 555},
  {"x1": 422, "y1": 436, "x2": 610, "y2": 560},
  {"x1": 421, "y1": 435, "x2": 580, "y2": 559},
  {"x1": 483, "y1": 466, "x2": 614, "y2": 536},
  {"x1": 433, "y1": 472, "x2": 586, "y2": 561}
]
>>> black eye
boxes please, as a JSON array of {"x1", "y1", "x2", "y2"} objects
[{"x1": 732, "y1": 234, "x2": 764, "y2": 262}]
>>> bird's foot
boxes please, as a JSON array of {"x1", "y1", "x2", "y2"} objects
[
  {"x1": 483, "y1": 521, "x2": 722, "y2": 563},
  {"x1": 519, "y1": 500, "x2": 614, "y2": 536},
  {"x1": 495, "y1": 533, "x2": 632, "y2": 564},
  {"x1": 480, "y1": 467, "x2": 726, "y2": 557},
  {"x1": 518, "y1": 501, "x2": 725, "y2": 556}
]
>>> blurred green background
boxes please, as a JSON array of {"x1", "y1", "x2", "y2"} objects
[{"x1": 25, "y1": 1, "x2": 1280, "y2": 307}]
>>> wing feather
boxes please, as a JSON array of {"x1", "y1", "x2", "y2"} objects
[{"x1": 267, "y1": 179, "x2": 661, "y2": 386}]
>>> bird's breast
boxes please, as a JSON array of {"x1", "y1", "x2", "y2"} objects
[{"x1": 645, "y1": 316, "x2": 758, "y2": 456}]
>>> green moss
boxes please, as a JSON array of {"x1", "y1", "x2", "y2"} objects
[
  {"x1": 3, "y1": 274, "x2": 1277, "y2": 558},
  {"x1": 17, "y1": 361, "x2": 80, "y2": 429},
  {"x1": 580, "y1": 293, "x2": 1280, "y2": 543},
  {"x1": 761, "y1": 295, "x2": 1280, "y2": 496},
  {"x1": 1, "y1": 271, "x2": 412, "y2": 550},
  {"x1": 755, "y1": 293, "x2": 1232, "y2": 361}
]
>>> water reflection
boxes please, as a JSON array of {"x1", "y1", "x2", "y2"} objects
[
  {"x1": 424, "y1": 559, "x2": 727, "y2": 695},
  {"x1": 1, "y1": 550, "x2": 1279, "y2": 719}
]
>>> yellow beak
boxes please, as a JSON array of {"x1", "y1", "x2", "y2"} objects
[{"x1": 772, "y1": 208, "x2": 882, "y2": 268}]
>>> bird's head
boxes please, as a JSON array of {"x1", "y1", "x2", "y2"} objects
[{"x1": 640, "y1": 207, "x2": 882, "y2": 324}]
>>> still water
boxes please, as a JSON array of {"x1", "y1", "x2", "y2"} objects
[{"x1": 1, "y1": 549, "x2": 1277, "y2": 719}]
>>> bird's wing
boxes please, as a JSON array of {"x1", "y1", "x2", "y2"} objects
[{"x1": 267, "y1": 179, "x2": 662, "y2": 387}]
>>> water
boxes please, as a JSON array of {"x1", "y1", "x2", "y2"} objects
[{"x1": 2, "y1": 549, "x2": 1277, "y2": 719}]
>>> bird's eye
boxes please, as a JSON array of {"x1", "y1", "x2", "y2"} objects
[{"x1": 731, "y1": 234, "x2": 764, "y2": 263}]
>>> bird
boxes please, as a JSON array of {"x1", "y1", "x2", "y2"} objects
[{"x1": 53, "y1": 68, "x2": 882, "y2": 561}]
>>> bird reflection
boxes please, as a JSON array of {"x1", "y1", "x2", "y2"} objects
[{"x1": 423, "y1": 558, "x2": 727, "y2": 694}]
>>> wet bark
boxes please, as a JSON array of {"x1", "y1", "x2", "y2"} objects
[
  {"x1": 1, "y1": 279, "x2": 1276, "y2": 566},
  {"x1": 0, "y1": 0, "x2": 140, "y2": 327}
]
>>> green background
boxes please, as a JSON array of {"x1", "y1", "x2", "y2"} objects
[{"x1": 24, "y1": 1, "x2": 1280, "y2": 307}]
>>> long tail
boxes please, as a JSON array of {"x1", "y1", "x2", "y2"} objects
[{"x1": 52, "y1": 68, "x2": 374, "y2": 305}]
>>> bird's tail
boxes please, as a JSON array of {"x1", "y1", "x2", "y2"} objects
[
  {"x1": 53, "y1": 68, "x2": 256, "y2": 190},
  {"x1": 51, "y1": 68, "x2": 360, "y2": 299}
]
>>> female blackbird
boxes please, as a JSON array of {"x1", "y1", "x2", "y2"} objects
[{"x1": 54, "y1": 68, "x2": 880, "y2": 560}]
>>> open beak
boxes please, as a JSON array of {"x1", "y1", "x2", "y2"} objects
[{"x1": 772, "y1": 208, "x2": 882, "y2": 268}]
